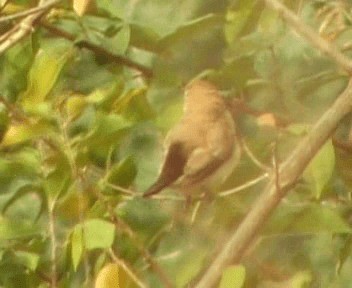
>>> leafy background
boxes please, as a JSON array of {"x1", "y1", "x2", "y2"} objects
[{"x1": 1, "y1": 0, "x2": 352, "y2": 287}]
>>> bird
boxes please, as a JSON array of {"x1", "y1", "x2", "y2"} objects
[{"x1": 143, "y1": 79, "x2": 240, "y2": 198}]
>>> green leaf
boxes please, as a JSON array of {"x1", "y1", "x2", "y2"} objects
[
  {"x1": 290, "y1": 271, "x2": 312, "y2": 288},
  {"x1": 14, "y1": 251, "x2": 39, "y2": 271},
  {"x1": 130, "y1": 23, "x2": 161, "y2": 52},
  {"x1": 71, "y1": 226, "x2": 84, "y2": 271},
  {"x1": 83, "y1": 219, "x2": 115, "y2": 249},
  {"x1": 80, "y1": 18, "x2": 130, "y2": 56},
  {"x1": 303, "y1": 140, "x2": 335, "y2": 199},
  {"x1": 224, "y1": 0, "x2": 257, "y2": 44},
  {"x1": 266, "y1": 204, "x2": 352, "y2": 235},
  {"x1": 219, "y1": 265, "x2": 246, "y2": 288},
  {"x1": 43, "y1": 149, "x2": 71, "y2": 200},
  {"x1": 286, "y1": 123, "x2": 310, "y2": 136},
  {"x1": 85, "y1": 113, "x2": 132, "y2": 162},
  {"x1": 158, "y1": 14, "x2": 224, "y2": 51},
  {"x1": 20, "y1": 45, "x2": 71, "y2": 111},
  {"x1": 106, "y1": 156, "x2": 137, "y2": 190},
  {"x1": 0, "y1": 39, "x2": 33, "y2": 99},
  {"x1": 88, "y1": 113, "x2": 132, "y2": 144},
  {"x1": 1, "y1": 120, "x2": 54, "y2": 147},
  {"x1": 0, "y1": 150, "x2": 40, "y2": 196},
  {"x1": 0, "y1": 217, "x2": 41, "y2": 240},
  {"x1": 117, "y1": 198, "x2": 169, "y2": 237},
  {"x1": 114, "y1": 87, "x2": 155, "y2": 122}
]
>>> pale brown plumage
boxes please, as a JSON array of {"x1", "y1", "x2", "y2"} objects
[{"x1": 143, "y1": 79, "x2": 240, "y2": 197}]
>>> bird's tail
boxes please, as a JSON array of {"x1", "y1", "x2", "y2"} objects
[
  {"x1": 143, "y1": 142, "x2": 187, "y2": 197},
  {"x1": 143, "y1": 180, "x2": 169, "y2": 198}
]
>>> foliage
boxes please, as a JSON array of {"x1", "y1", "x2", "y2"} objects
[{"x1": 1, "y1": 0, "x2": 352, "y2": 287}]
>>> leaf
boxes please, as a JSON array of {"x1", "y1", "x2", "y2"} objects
[
  {"x1": 14, "y1": 251, "x2": 39, "y2": 271},
  {"x1": 88, "y1": 113, "x2": 132, "y2": 144},
  {"x1": 85, "y1": 113, "x2": 132, "y2": 162},
  {"x1": 303, "y1": 140, "x2": 335, "y2": 199},
  {"x1": 81, "y1": 19, "x2": 130, "y2": 56},
  {"x1": 286, "y1": 123, "x2": 310, "y2": 136},
  {"x1": 158, "y1": 14, "x2": 224, "y2": 51},
  {"x1": 105, "y1": 156, "x2": 137, "y2": 190},
  {"x1": 224, "y1": 0, "x2": 257, "y2": 44},
  {"x1": 73, "y1": 0, "x2": 95, "y2": 16},
  {"x1": 20, "y1": 46, "x2": 71, "y2": 111},
  {"x1": 117, "y1": 198, "x2": 169, "y2": 237},
  {"x1": 65, "y1": 94, "x2": 88, "y2": 121},
  {"x1": 266, "y1": 204, "x2": 352, "y2": 235},
  {"x1": 113, "y1": 86, "x2": 155, "y2": 122},
  {"x1": 0, "y1": 150, "x2": 40, "y2": 196},
  {"x1": 105, "y1": 24, "x2": 130, "y2": 55},
  {"x1": 130, "y1": 23, "x2": 161, "y2": 52},
  {"x1": 43, "y1": 149, "x2": 72, "y2": 200},
  {"x1": 83, "y1": 219, "x2": 115, "y2": 250},
  {"x1": 291, "y1": 205, "x2": 351, "y2": 234},
  {"x1": 0, "y1": 217, "x2": 41, "y2": 240},
  {"x1": 0, "y1": 40, "x2": 33, "y2": 99},
  {"x1": 219, "y1": 265, "x2": 246, "y2": 288},
  {"x1": 1, "y1": 121, "x2": 54, "y2": 147},
  {"x1": 71, "y1": 226, "x2": 84, "y2": 271},
  {"x1": 290, "y1": 271, "x2": 312, "y2": 288},
  {"x1": 2, "y1": 187, "x2": 42, "y2": 220},
  {"x1": 95, "y1": 263, "x2": 122, "y2": 288}
]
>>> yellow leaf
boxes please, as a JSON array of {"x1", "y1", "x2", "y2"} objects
[
  {"x1": 21, "y1": 47, "x2": 70, "y2": 111},
  {"x1": 65, "y1": 95, "x2": 87, "y2": 120},
  {"x1": 94, "y1": 263, "x2": 126, "y2": 288},
  {"x1": 73, "y1": 0, "x2": 96, "y2": 16},
  {"x1": 1, "y1": 121, "x2": 52, "y2": 147},
  {"x1": 1, "y1": 3, "x2": 26, "y2": 14}
]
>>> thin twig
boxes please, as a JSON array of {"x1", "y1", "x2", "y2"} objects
[
  {"x1": 0, "y1": 0, "x2": 61, "y2": 23},
  {"x1": 241, "y1": 139, "x2": 270, "y2": 171},
  {"x1": 271, "y1": 142, "x2": 281, "y2": 195},
  {"x1": 108, "y1": 248, "x2": 148, "y2": 288},
  {"x1": 105, "y1": 182, "x2": 138, "y2": 196},
  {"x1": 219, "y1": 173, "x2": 269, "y2": 197}
]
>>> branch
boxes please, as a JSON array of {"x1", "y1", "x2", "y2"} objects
[
  {"x1": 0, "y1": 0, "x2": 60, "y2": 23},
  {"x1": 0, "y1": 0, "x2": 61, "y2": 55},
  {"x1": 192, "y1": 76, "x2": 352, "y2": 287},
  {"x1": 40, "y1": 21, "x2": 153, "y2": 78},
  {"x1": 108, "y1": 248, "x2": 148, "y2": 288},
  {"x1": 264, "y1": 0, "x2": 352, "y2": 74}
]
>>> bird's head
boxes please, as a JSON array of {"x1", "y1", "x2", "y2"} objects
[{"x1": 184, "y1": 79, "x2": 223, "y2": 113}]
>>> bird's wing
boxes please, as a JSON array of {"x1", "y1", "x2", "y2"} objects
[
  {"x1": 143, "y1": 142, "x2": 187, "y2": 197},
  {"x1": 181, "y1": 117, "x2": 234, "y2": 186}
]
